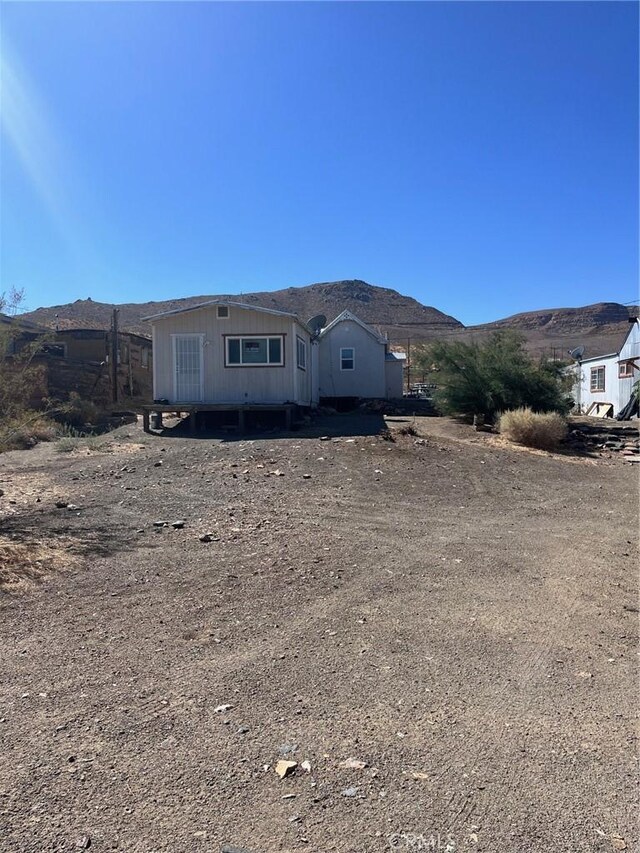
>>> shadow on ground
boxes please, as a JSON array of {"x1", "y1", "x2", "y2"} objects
[{"x1": 153, "y1": 411, "x2": 389, "y2": 442}]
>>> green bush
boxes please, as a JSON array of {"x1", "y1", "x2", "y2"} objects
[
  {"x1": 499, "y1": 407, "x2": 568, "y2": 450},
  {"x1": 416, "y1": 331, "x2": 572, "y2": 421}
]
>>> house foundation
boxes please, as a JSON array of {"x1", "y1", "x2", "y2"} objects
[{"x1": 142, "y1": 403, "x2": 297, "y2": 434}]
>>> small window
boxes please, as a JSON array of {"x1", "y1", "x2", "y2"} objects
[
  {"x1": 340, "y1": 347, "x2": 355, "y2": 371},
  {"x1": 619, "y1": 360, "x2": 636, "y2": 379},
  {"x1": 296, "y1": 336, "x2": 306, "y2": 370},
  {"x1": 225, "y1": 335, "x2": 284, "y2": 366},
  {"x1": 217, "y1": 305, "x2": 229, "y2": 319},
  {"x1": 590, "y1": 366, "x2": 605, "y2": 392}
]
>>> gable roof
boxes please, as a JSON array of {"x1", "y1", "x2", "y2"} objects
[
  {"x1": 142, "y1": 299, "x2": 301, "y2": 324},
  {"x1": 577, "y1": 318, "x2": 639, "y2": 363},
  {"x1": 318, "y1": 310, "x2": 387, "y2": 344}
]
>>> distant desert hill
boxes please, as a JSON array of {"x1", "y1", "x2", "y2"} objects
[
  {"x1": 456, "y1": 302, "x2": 636, "y2": 360},
  {"x1": 20, "y1": 281, "x2": 635, "y2": 360},
  {"x1": 21, "y1": 280, "x2": 462, "y2": 339}
]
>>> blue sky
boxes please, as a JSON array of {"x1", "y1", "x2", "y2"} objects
[{"x1": 1, "y1": 2, "x2": 637, "y2": 325}]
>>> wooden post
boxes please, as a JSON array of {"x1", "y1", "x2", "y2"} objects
[
  {"x1": 128, "y1": 355, "x2": 133, "y2": 397},
  {"x1": 142, "y1": 409, "x2": 150, "y2": 432},
  {"x1": 111, "y1": 309, "x2": 119, "y2": 404}
]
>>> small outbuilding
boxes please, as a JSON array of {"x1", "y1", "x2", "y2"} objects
[
  {"x1": 570, "y1": 318, "x2": 639, "y2": 417},
  {"x1": 317, "y1": 310, "x2": 404, "y2": 400}
]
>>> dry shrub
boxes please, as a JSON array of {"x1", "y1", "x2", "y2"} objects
[
  {"x1": 0, "y1": 415, "x2": 57, "y2": 452},
  {"x1": 499, "y1": 407, "x2": 567, "y2": 450},
  {"x1": 398, "y1": 424, "x2": 418, "y2": 436},
  {"x1": 0, "y1": 535, "x2": 76, "y2": 592}
]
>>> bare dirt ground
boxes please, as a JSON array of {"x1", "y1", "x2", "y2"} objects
[{"x1": 0, "y1": 415, "x2": 638, "y2": 853}]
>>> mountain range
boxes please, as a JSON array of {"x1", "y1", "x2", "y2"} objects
[{"x1": 20, "y1": 279, "x2": 636, "y2": 360}]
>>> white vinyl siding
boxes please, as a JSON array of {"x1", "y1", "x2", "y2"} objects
[
  {"x1": 318, "y1": 319, "x2": 386, "y2": 398},
  {"x1": 570, "y1": 322, "x2": 640, "y2": 416},
  {"x1": 150, "y1": 306, "x2": 315, "y2": 405}
]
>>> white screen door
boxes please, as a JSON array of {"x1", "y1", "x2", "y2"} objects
[{"x1": 173, "y1": 335, "x2": 203, "y2": 401}]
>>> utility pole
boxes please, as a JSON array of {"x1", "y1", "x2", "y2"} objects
[{"x1": 111, "y1": 308, "x2": 119, "y2": 404}]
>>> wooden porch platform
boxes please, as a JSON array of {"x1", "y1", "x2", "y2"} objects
[{"x1": 141, "y1": 403, "x2": 297, "y2": 433}]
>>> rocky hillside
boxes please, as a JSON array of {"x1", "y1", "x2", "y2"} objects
[
  {"x1": 20, "y1": 281, "x2": 635, "y2": 359},
  {"x1": 21, "y1": 280, "x2": 462, "y2": 340},
  {"x1": 456, "y1": 302, "x2": 635, "y2": 359}
]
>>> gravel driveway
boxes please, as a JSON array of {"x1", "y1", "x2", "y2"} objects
[{"x1": 0, "y1": 415, "x2": 637, "y2": 853}]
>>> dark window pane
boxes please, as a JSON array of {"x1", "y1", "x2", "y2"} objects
[
  {"x1": 243, "y1": 339, "x2": 268, "y2": 363},
  {"x1": 228, "y1": 339, "x2": 240, "y2": 364},
  {"x1": 269, "y1": 338, "x2": 282, "y2": 363}
]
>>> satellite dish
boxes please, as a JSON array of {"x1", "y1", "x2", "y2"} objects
[
  {"x1": 568, "y1": 346, "x2": 585, "y2": 361},
  {"x1": 307, "y1": 314, "x2": 327, "y2": 335}
]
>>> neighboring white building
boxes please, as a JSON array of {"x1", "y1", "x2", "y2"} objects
[
  {"x1": 571, "y1": 319, "x2": 639, "y2": 417},
  {"x1": 317, "y1": 310, "x2": 405, "y2": 399},
  {"x1": 144, "y1": 301, "x2": 317, "y2": 407}
]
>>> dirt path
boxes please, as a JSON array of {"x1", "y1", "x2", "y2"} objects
[{"x1": 0, "y1": 416, "x2": 637, "y2": 853}]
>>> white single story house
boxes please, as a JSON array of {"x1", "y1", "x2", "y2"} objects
[
  {"x1": 317, "y1": 310, "x2": 405, "y2": 400},
  {"x1": 143, "y1": 302, "x2": 405, "y2": 412},
  {"x1": 570, "y1": 318, "x2": 639, "y2": 417},
  {"x1": 144, "y1": 301, "x2": 318, "y2": 407}
]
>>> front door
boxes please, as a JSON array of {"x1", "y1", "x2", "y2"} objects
[{"x1": 173, "y1": 335, "x2": 203, "y2": 402}]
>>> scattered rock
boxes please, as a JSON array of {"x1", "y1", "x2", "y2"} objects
[
  {"x1": 300, "y1": 760, "x2": 312, "y2": 773},
  {"x1": 153, "y1": 461, "x2": 163, "y2": 467},
  {"x1": 411, "y1": 771, "x2": 430, "y2": 780},
  {"x1": 576, "y1": 671, "x2": 593, "y2": 679},
  {"x1": 199, "y1": 533, "x2": 215, "y2": 543},
  {"x1": 281, "y1": 793, "x2": 296, "y2": 800},
  {"x1": 279, "y1": 742, "x2": 298, "y2": 756},
  {"x1": 342, "y1": 786, "x2": 358, "y2": 797},
  {"x1": 66, "y1": 504, "x2": 79, "y2": 511},
  {"x1": 171, "y1": 520, "x2": 185, "y2": 529},
  {"x1": 236, "y1": 725, "x2": 250, "y2": 735},
  {"x1": 302, "y1": 474, "x2": 312, "y2": 480},
  {"x1": 153, "y1": 521, "x2": 168, "y2": 527},
  {"x1": 214, "y1": 703, "x2": 233, "y2": 713},
  {"x1": 275, "y1": 760, "x2": 297, "y2": 779},
  {"x1": 75, "y1": 837, "x2": 91, "y2": 850},
  {"x1": 319, "y1": 436, "x2": 330, "y2": 441},
  {"x1": 611, "y1": 834, "x2": 627, "y2": 851},
  {"x1": 55, "y1": 500, "x2": 68, "y2": 508},
  {"x1": 339, "y1": 757, "x2": 367, "y2": 770}
]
